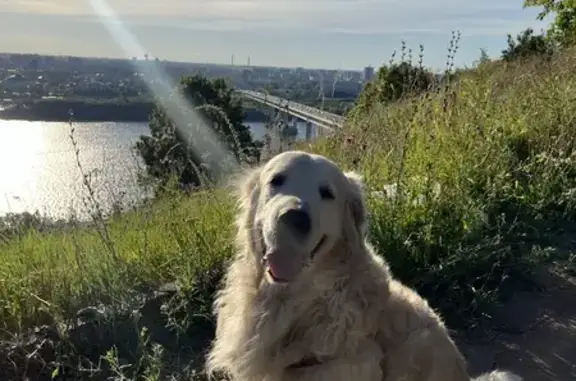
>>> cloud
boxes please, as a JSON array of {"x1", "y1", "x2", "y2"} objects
[
  {"x1": 0, "y1": 0, "x2": 547, "y2": 36},
  {"x1": 0, "y1": 0, "x2": 552, "y2": 69},
  {"x1": 0, "y1": 0, "x2": 83, "y2": 14}
]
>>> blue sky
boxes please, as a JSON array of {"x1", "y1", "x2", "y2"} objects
[{"x1": 0, "y1": 0, "x2": 552, "y2": 70}]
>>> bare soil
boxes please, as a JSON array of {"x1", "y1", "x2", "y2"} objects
[{"x1": 458, "y1": 265, "x2": 576, "y2": 381}]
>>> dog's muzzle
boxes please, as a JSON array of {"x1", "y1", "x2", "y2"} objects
[{"x1": 259, "y1": 202, "x2": 327, "y2": 283}]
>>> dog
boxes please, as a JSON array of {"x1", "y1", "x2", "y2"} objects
[{"x1": 206, "y1": 150, "x2": 522, "y2": 381}]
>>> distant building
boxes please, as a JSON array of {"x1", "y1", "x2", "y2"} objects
[
  {"x1": 0, "y1": 73, "x2": 31, "y2": 92},
  {"x1": 242, "y1": 68, "x2": 253, "y2": 81},
  {"x1": 363, "y1": 66, "x2": 375, "y2": 82}
]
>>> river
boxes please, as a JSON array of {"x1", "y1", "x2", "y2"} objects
[{"x1": 0, "y1": 119, "x2": 308, "y2": 219}]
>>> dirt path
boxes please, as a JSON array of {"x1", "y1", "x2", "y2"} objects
[{"x1": 457, "y1": 266, "x2": 576, "y2": 381}]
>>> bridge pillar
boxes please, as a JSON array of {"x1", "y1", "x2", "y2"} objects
[
  {"x1": 305, "y1": 121, "x2": 313, "y2": 141},
  {"x1": 267, "y1": 108, "x2": 280, "y2": 129},
  {"x1": 282, "y1": 117, "x2": 299, "y2": 146}
]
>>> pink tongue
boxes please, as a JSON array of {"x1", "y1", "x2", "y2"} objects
[
  {"x1": 268, "y1": 261, "x2": 282, "y2": 279},
  {"x1": 265, "y1": 250, "x2": 299, "y2": 282}
]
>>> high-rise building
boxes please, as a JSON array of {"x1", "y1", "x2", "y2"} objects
[{"x1": 363, "y1": 66, "x2": 375, "y2": 82}]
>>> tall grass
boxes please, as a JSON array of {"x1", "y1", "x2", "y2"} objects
[
  {"x1": 2, "y1": 41, "x2": 576, "y2": 379},
  {"x1": 0, "y1": 189, "x2": 233, "y2": 330},
  {"x1": 308, "y1": 46, "x2": 576, "y2": 321}
]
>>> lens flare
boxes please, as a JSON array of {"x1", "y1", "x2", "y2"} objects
[{"x1": 88, "y1": 0, "x2": 239, "y2": 183}]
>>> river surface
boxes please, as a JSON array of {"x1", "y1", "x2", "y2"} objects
[{"x1": 0, "y1": 119, "x2": 309, "y2": 219}]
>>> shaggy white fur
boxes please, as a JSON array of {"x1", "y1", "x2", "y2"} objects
[{"x1": 206, "y1": 151, "x2": 522, "y2": 381}]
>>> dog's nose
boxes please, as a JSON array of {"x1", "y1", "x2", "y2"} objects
[{"x1": 280, "y1": 209, "x2": 311, "y2": 237}]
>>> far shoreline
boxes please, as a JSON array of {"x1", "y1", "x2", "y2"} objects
[{"x1": 0, "y1": 98, "x2": 270, "y2": 124}]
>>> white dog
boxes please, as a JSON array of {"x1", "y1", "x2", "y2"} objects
[{"x1": 206, "y1": 150, "x2": 522, "y2": 381}]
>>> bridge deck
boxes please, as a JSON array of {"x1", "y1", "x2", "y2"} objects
[{"x1": 238, "y1": 90, "x2": 344, "y2": 131}]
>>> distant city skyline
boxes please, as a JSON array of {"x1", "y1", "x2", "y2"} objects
[{"x1": 0, "y1": 0, "x2": 552, "y2": 70}]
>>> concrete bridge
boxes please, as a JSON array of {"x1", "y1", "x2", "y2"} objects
[{"x1": 237, "y1": 89, "x2": 345, "y2": 140}]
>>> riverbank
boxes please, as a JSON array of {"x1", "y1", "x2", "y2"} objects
[
  {"x1": 0, "y1": 97, "x2": 269, "y2": 123},
  {"x1": 3, "y1": 51, "x2": 576, "y2": 380}
]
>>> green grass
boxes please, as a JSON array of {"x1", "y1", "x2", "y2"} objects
[
  {"x1": 3, "y1": 48, "x2": 576, "y2": 379},
  {"x1": 0, "y1": 190, "x2": 234, "y2": 332},
  {"x1": 306, "y1": 50, "x2": 576, "y2": 318}
]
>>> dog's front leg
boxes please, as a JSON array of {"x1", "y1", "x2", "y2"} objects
[{"x1": 278, "y1": 338, "x2": 383, "y2": 381}]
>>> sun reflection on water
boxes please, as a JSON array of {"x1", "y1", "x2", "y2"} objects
[
  {"x1": 0, "y1": 120, "x2": 46, "y2": 214},
  {"x1": 0, "y1": 120, "x2": 149, "y2": 219}
]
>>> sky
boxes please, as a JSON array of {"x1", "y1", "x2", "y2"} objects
[{"x1": 0, "y1": 0, "x2": 553, "y2": 70}]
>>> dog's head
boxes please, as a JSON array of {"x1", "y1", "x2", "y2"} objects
[{"x1": 235, "y1": 150, "x2": 366, "y2": 285}]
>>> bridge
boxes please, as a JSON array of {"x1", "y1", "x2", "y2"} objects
[{"x1": 237, "y1": 89, "x2": 345, "y2": 140}]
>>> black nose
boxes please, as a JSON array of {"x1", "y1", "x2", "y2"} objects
[{"x1": 280, "y1": 209, "x2": 311, "y2": 236}]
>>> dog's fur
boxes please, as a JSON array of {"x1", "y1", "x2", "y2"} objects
[{"x1": 206, "y1": 151, "x2": 522, "y2": 381}]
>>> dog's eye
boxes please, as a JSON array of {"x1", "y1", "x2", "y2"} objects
[
  {"x1": 270, "y1": 174, "x2": 285, "y2": 187},
  {"x1": 319, "y1": 186, "x2": 334, "y2": 200}
]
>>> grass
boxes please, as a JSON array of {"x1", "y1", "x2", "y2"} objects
[
  {"x1": 3, "y1": 45, "x2": 576, "y2": 379},
  {"x1": 0, "y1": 190, "x2": 234, "y2": 331}
]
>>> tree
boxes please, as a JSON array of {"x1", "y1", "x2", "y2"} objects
[
  {"x1": 135, "y1": 74, "x2": 260, "y2": 189},
  {"x1": 501, "y1": 28, "x2": 554, "y2": 61},
  {"x1": 524, "y1": 0, "x2": 576, "y2": 46}
]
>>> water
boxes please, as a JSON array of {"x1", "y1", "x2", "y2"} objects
[{"x1": 0, "y1": 119, "x2": 311, "y2": 219}]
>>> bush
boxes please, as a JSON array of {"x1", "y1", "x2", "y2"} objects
[
  {"x1": 355, "y1": 61, "x2": 435, "y2": 111},
  {"x1": 502, "y1": 28, "x2": 555, "y2": 61},
  {"x1": 0, "y1": 212, "x2": 73, "y2": 242},
  {"x1": 352, "y1": 37, "x2": 464, "y2": 114}
]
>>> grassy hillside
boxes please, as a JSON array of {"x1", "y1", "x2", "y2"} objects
[
  {"x1": 307, "y1": 51, "x2": 576, "y2": 312},
  {"x1": 2, "y1": 51, "x2": 576, "y2": 379}
]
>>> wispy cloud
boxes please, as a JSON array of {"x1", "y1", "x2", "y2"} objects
[
  {"x1": 0, "y1": 0, "x2": 551, "y2": 68},
  {"x1": 0, "y1": 0, "x2": 549, "y2": 36}
]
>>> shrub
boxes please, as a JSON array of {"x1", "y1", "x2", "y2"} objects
[
  {"x1": 355, "y1": 61, "x2": 435, "y2": 111},
  {"x1": 502, "y1": 28, "x2": 555, "y2": 61}
]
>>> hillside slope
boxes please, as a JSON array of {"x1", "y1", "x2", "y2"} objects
[{"x1": 2, "y1": 51, "x2": 576, "y2": 380}]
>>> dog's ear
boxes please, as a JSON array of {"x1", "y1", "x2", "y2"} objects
[
  {"x1": 232, "y1": 166, "x2": 262, "y2": 210},
  {"x1": 231, "y1": 166, "x2": 264, "y2": 261},
  {"x1": 344, "y1": 171, "x2": 367, "y2": 234}
]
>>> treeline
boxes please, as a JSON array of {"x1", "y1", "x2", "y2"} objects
[
  {"x1": 0, "y1": 98, "x2": 155, "y2": 122},
  {"x1": 0, "y1": 97, "x2": 268, "y2": 123}
]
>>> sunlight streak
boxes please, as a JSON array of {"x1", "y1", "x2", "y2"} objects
[
  {"x1": 88, "y1": 0, "x2": 238, "y2": 183},
  {"x1": 0, "y1": 120, "x2": 44, "y2": 214}
]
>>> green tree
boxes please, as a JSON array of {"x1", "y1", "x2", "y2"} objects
[
  {"x1": 501, "y1": 28, "x2": 554, "y2": 61},
  {"x1": 135, "y1": 74, "x2": 260, "y2": 188},
  {"x1": 524, "y1": 0, "x2": 576, "y2": 46}
]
